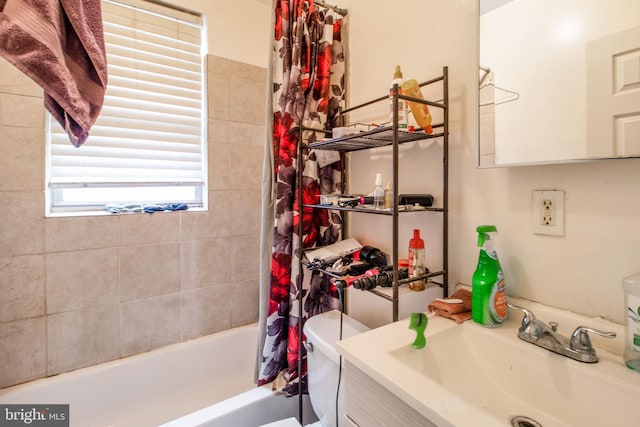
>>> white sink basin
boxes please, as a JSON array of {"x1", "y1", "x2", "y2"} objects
[{"x1": 337, "y1": 300, "x2": 640, "y2": 427}]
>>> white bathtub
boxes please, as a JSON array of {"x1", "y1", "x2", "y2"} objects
[
  {"x1": 0, "y1": 323, "x2": 312, "y2": 427},
  {"x1": 161, "y1": 385, "x2": 315, "y2": 427}
]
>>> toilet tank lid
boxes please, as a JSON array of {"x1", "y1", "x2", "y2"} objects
[{"x1": 303, "y1": 310, "x2": 369, "y2": 358}]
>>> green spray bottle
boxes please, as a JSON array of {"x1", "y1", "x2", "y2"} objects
[{"x1": 472, "y1": 225, "x2": 507, "y2": 327}]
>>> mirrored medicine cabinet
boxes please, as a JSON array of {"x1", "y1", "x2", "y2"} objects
[{"x1": 478, "y1": 0, "x2": 640, "y2": 167}]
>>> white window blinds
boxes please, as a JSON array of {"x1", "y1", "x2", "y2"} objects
[{"x1": 47, "y1": 0, "x2": 206, "y2": 211}]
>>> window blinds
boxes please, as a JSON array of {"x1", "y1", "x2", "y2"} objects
[{"x1": 48, "y1": 0, "x2": 205, "y2": 205}]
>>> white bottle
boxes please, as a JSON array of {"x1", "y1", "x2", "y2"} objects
[
  {"x1": 389, "y1": 65, "x2": 408, "y2": 129},
  {"x1": 623, "y1": 271, "x2": 640, "y2": 371},
  {"x1": 373, "y1": 173, "x2": 384, "y2": 210}
]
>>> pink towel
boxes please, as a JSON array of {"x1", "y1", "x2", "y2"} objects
[
  {"x1": 428, "y1": 288, "x2": 473, "y2": 323},
  {"x1": 0, "y1": 0, "x2": 107, "y2": 147}
]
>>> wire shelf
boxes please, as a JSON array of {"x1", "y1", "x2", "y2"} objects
[{"x1": 308, "y1": 126, "x2": 444, "y2": 152}]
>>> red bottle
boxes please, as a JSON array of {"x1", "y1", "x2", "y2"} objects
[{"x1": 408, "y1": 229, "x2": 426, "y2": 291}]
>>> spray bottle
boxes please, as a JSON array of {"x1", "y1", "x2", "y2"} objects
[
  {"x1": 389, "y1": 65, "x2": 408, "y2": 129},
  {"x1": 408, "y1": 229, "x2": 426, "y2": 291},
  {"x1": 372, "y1": 173, "x2": 385, "y2": 210},
  {"x1": 623, "y1": 271, "x2": 640, "y2": 371},
  {"x1": 472, "y1": 225, "x2": 507, "y2": 327}
]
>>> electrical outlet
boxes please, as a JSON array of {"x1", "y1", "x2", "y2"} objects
[
  {"x1": 532, "y1": 190, "x2": 565, "y2": 236},
  {"x1": 541, "y1": 199, "x2": 555, "y2": 226}
]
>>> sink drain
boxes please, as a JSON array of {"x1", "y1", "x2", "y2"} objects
[{"x1": 511, "y1": 416, "x2": 542, "y2": 427}]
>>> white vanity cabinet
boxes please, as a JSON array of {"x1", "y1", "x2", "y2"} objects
[{"x1": 343, "y1": 361, "x2": 438, "y2": 427}]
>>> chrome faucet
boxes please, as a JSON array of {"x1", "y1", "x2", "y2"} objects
[{"x1": 507, "y1": 301, "x2": 616, "y2": 363}]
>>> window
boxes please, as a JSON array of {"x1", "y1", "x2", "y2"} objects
[{"x1": 46, "y1": 0, "x2": 206, "y2": 214}]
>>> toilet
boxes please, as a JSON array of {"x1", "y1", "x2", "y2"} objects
[{"x1": 261, "y1": 310, "x2": 369, "y2": 427}]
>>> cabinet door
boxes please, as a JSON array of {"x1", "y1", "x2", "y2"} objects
[
  {"x1": 345, "y1": 361, "x2": 438, "y2": 427},
  {"x1": 587, "y1": 25, "x2": 640, "y2": 157}
]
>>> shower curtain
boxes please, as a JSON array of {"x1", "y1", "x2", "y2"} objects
[{"x1": 257, "y1": 0, "x2": 346, "y2": 396}]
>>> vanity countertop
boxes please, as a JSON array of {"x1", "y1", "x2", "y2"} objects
[{"x1": 337, "y1": 299, "x2": 640, "y2": 427}]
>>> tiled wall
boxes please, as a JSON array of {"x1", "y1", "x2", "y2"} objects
[{"x1": 0, "y1": 54, "x2": 267, "y2": 388}]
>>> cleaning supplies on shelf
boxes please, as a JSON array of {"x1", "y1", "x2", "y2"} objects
[
  {"x1": 471, "y1": 225, "x2": 507, "y2": 327},
  {"x1": 408, "y1": 229, "x2": 426, "y2": 291},
  {"x1": 401, "y1": 78, "x2": 433, "y2": 134},
  {"x1": 389, "y1": 65, "x2": 408, "y2": 129},
  {"x1": 623, "y1": 271, "x2": 640, "y2": 372},
  {"x1": 373, "y1": 173, "x2": 385, "y2": 210}
]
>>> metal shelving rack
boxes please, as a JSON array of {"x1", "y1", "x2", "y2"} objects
[{"x1": 298, "y1": 66, "x2": 449, "y2": 322}]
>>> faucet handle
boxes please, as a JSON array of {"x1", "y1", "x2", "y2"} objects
[
  {"x1": 570, "y1": 326, "x2": 616, "y2": 353},
  {"x1": 507, "y1": 301, "x2": 536, "y2": 328}
]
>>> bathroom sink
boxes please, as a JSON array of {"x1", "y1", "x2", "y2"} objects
[
  {"x1": 391, "y1": 321, "x2": 640, "y2": 426},
  {"x1": 337, "y1": 300, "x2": 640, "y2": 427}
]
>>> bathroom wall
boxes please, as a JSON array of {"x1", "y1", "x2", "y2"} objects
[
  {"x1": 181, "y1": 0, "x2": 271, "y2": 68},
  {"x1": 342, "y1": 0, "x2": 640, "y2": 325},
  {"x1": 0, "y1": 0, "x2": 270, "y2": 389}
]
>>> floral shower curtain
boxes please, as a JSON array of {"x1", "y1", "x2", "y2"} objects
[{"x1": 257, "y1": 0, "x2": 346, "y2": 396}]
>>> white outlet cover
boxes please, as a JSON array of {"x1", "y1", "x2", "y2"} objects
[{"x1": 532, "y1": 190, "x2": 565, "y2": 236}]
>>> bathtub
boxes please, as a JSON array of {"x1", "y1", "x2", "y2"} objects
[
  {"x1": 0, "y1": 323, "x2": 313, "y2": 427},
  {"x1": 161, "y1": 385, "x2": 315, "y2": 427}
]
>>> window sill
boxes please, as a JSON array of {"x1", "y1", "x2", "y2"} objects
[{"x1": 46, "y1": 206, "x2": 207, "y2": 218}]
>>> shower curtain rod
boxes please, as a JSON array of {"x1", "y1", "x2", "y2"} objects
[{"x1": 315, "y1": 0, "x2": 348, "y2": 16}]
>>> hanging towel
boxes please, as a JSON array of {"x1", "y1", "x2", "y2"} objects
[{"x1": 0, "y1": 0, "x2": 107, "y2": 147}]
